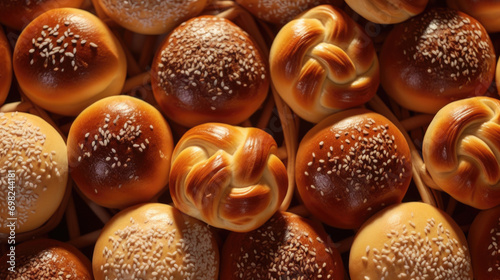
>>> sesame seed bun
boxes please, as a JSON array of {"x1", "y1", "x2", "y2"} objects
[
  {"x1": 349, "y1": 202, "x2": 473, "y2": 280},
  {"x1": 0, "y1": 238, "x2": 92, "y2": 280},
  {"x1": 67, "y1": 95, "x2": 174, "y2": 209},
  {"x1": 0, "y1": 27, "x2": 12, "y2": 106},
  {"x1": 468, "y1": 205, "x2": 500, "y2": 279},
  {"x1": 220, "y1": 211, "x2": 344, "y2": 279},
  {"x1": 295, "y1": 108, "x2": 412, "y2": 229},
  {"x1": 151, "y1": 16, "x2": 269, "y2": 128},
  {"x1": 269, "y1": 5, "x2": 380, "y2": 123},
  {"x1": 344, "y1": 0, "x2": 428, "y2": 24},
  {"x1": 0, "y1": 0, "x2": 85, "y2": 30},
  {"x1": 95, "y1": 0, "x2": 211, "y2": 35},
  {"x1": 447, "y1": 0, "x2": 500, "y2": 33},
  {"x1": 380, "y1": 7, "x2": 496, "y2": 114},
  {"x1": 13, "y1": 8, "x2": 127, "y2": 116},
  {"x1": 0, "y1": 112, "x2": 68, "y2": 234},
  {"x1": 169, "y1": 122, "x2": 288, "y2": 232},
  {"x1": 92, "y1": 203, "x2": 219, "y2": 280},
  {"x1": 422, "y1": 97, "x2": 500, "y2": 210}
]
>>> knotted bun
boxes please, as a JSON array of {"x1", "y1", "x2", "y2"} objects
[
  {"x1": 270, "y1": 5, "x2": 380, "y2": 123},
  {"x1": 169, "y1": 123, "x2": 288, "y2": 232},
  {"x1": 447, "y1": 0, "x2": 500, "y2": 33},
  {"x1": 345, "y1": 0, "x2": 428, "y2": 24},
  {"x1": 423, "y1": 97, "x2": 500, "y2": 209},
  {"x1": 0, "y1": 27, "x2": 12, "y2": 106}
]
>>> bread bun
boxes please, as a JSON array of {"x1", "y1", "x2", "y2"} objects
[
  {"x1": 0, "y1": 0, "x2": 84, "y2": 30},
  {"x1": 345, "y1": 0, "x2": 428, "y2": 24},
  {"x1": 0, "y1": 238, "x2": 92, "y2": 279},
  {"x1": 0, "y1": 112, "x2": 68, "y2": 234},
  {"x1": 270, "y1": 5, "x2": 379, "y2": 123},
  {"x1": 447, "y1": 0, "x2": 500, "y2": 33},
  {"x1": 423, "y1": 97, "x2": 500, "y2": 209},
  {"x1": 296, "y1": 108, "x2": 412, "y2": 229},
  {"x1": 468, "y1": 205, "x2": 500, "y2": 279},
  {"x1": 235, "y1": 0, "x2": 343, "y2": 25},
  {"x1": 67, "y1": 95, "x2": 174, "y2": 209},
  {"x1": 95, "y1": 0, "x2": 210, "y2": 34},
  {"x1": 169, "y1": 122, "x2": 288, "y2": 232},
  {"x1": 349, "y1": 202, "x2": 473, "y2": 280},
  {"x1": 93, "y1": 203, "x2": 219, "y2": 280},
  {"x1": 0, "y1": 27, "x2": 12, "y2": 106},
  {"x1": 151, "y1": 16, "x2": 269, "y2": 128},
  {"x1": 220, "y1": 211, "x2": 344, "y2": 279},
  {"x1": 13, "y1": 8, "x2": 127, "y2": 116},
  {"x1": 380, "y1": 7, "x2": 496, "y2": 114}
]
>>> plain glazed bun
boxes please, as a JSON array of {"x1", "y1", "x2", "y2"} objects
[
  {"x1": 380, "y1": 7, "x2": 496, "y2": 114},
  {"x1": 0, "y1": 0, "x2": 84, "y2": 30},
  {"x1": 95, "y1": 0, "x2": 210, "y2": 34},
  {"x1": 67, "y1": 95, "x2": 174, "y2": 209},
  {"x1": 13, "y1": 8, "x2": 127, "y2": 116},
  {"x1": 468, "y1": 205, "x2": 500, "y2": 279},
  {"x1": 0, "y1": 112, "x2": 68, "y2": 234},
  {"x1": 169, "y1": 122, "x2": 288, "y2": 232},
  {"x1": 447, "y1": 0, "x2": 500, "y2": 32},
  {"x1": 0, "y1": 27, "x2": 12, "y2": 106},
  {"x1": 93, "y1": 203, "x2": 219, "y2": 280},
  {"x1": 220, "y1": 211, "x2": 344, "y2": 279},
  {"x1": 152, "y1": 16, "x2": 269, "y2": 128},
  {"x1": 423, "y1": 97, "x2": 500, "y2": 210},
  {"x1": 0, "y1": 238, "x2": 92, "y2": 279},
  {"x1": 345, "y1": 0, "x2": 428, "y2": 24},
  {"x1": 270, "y1": 5, "x2": 379, "y2": 123},
  {"x1": 349, "y1": 202, "x2": 473, "y2": 280},
  {"x1": 295, "y1": 108, "x2": 412, "y2": 229},
  {"x1": 235, "y1": 0, "x2": 343, "y2": 25}
]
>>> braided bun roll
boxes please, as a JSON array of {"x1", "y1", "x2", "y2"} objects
[
  {"x1": 169, "y1": 123, "x2": 288, "y2": 232},
  {"x1": 0, "y1": 27, "x2": 12, "y2": 106},
  {"x1": 423, "y1": 97, "x2": 500, "y2": 210},
  {"x1": 270, "y1": 5, "x2": 379, "y2": 123},
  {"x1": 345, "y1": 0, "x2": 428, "y2": 24}
]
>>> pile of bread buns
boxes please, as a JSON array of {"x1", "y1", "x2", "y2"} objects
[{"x1": 1, "y1": 0, "x2": 500, "y2": 279}]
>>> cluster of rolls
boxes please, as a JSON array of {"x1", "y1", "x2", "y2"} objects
[{"x1": 2, "y1": 0, "x2": 500, "y2": 279}]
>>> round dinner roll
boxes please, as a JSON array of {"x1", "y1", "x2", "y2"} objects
[
  {"x1": 93, "y1": 203, "x2": 219, "y2": 280},
  {"x1": 270, "y1": 5, "x2": 380, "y2": 123},
  {"x1": 169, "y1": 122, "x2": 288, "y2": 232},
  {"x1": 67, "y1": 95, "x2": 174, "y2": 209},
  {"x1": 447, "y1": 0, "x2": 500, "y2": 33},
  {"x1": 0, "y1": 27, "x2": 12, "y2": 106},
  {"x1": 345, "y1": 0, "x2": 428, "y2": 24},
  {"x1": 151, "y1": 16, "x2": 269, "y2": 128},
  {"x1": 0, "y1": 112, "x2": 68, "y2": 234},
  {"x1": 468, "y1": 205, "x2": 500, "y2": 279},
  {"x1": 235, "y1": 0, "x2": 343, "y2": 25},
  {"x1": 0, "y1": 238, "x2": 92, "y2": 279},
  {"x1": 380, "y1": 7, "x2": 496, "y2": 114},
  {"x1": 13, "y1": 8, "x2": 127, "y2": 116},
  {"x1": 295, "y1": 108, "x2": 412, "y2": 229},
  {"x1": 221, "y1": 211, "x2": 344, "y2": 279},
  {"x1": 423, "y1": 97, "x2": 500, "y2": 209},
  {"x1": 95, "y1": 0, "x2": 211, "y2": 34},
  {"x1": 0, "y1": 0, "x2": 84, "y2": 30},
  {"x1": 349, "y1": 202, "x2": 473, "y2": 280}
]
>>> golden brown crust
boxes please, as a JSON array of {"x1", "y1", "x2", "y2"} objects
[
  {"x1": 0, "y1": 238, "x2": 92, "y2": 280},
  {"x1": 220, "y1": 211, "x2": 344, "y2": 279},
  {"x1": 13, "y1": 8, "x2": 127, "y2": 116},
  {"x1": 380, "y1": 7, "x2": 496, "y2": 114},
  {"x1": 0, "y1": 0, "x2": 85, "y2": 30},
  {"x1": 447, "y1": 0, "x2": 500, "y2": 32},
  {"x1": 270, "y1": 5, "x2": 379, "y2": 123},
  {"x1": 345, "y1": 0, "x2": 428, "y2": 24},
  {"x1": 423, "y1": 96, "x2": 500, "y2": 209},
  {"x1": 151, "y1": 16, "x2": 269, "y2": 128},
  {"x1": 349, "y1": 202, "x2": 473, "y2": 280},
  {"x1": 169, "y1": 122, "x2": 288, "y2": 232},
  {"x1": 295, "y1": 108, "x2": 412, "y2": 229},
  {"x1": 93, "y1": 203, "x2": 219, "y2": 280},
  {"x1": 67, "y1": 95, "x2": 173, "y2": 209},
  {"x1": 0, "y1": 112, "x2": 68, "y2": 233},
  {"x1": 0, "y1": 27, "x2": 12, "y2": 106}
]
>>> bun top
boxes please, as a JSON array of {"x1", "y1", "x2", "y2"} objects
[
  {"x1": 345, "y1": 0, "x2": 428, "y2": 24},
  {"x1": 447, "y1": 0, "x2": 500, "y2": 32},
  {"x1": 0, "y1": 27, "x2": 12, "y2": 105}
]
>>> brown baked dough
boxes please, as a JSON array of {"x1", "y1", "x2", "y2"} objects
[
  {"x1": 0, "y1": 27, "x2": 12, "y2": 106},
  {"x1": 345, "y1": 0, "x2": 428, "y2": 24},
  {"x1": 447, "y1": 0, "x2": 500, "y2": 32}
]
